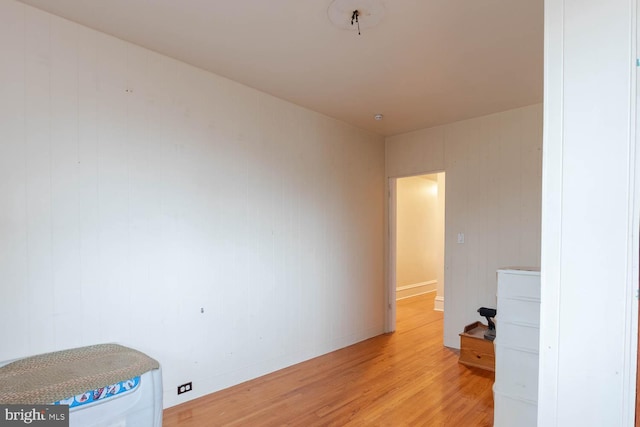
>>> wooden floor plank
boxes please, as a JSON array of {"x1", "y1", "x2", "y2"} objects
[{"x1": 163, "y1": 293, "x2": 494, "y2": 426}]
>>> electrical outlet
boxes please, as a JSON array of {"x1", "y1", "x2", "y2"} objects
[{"x1": 177, "y1": 382, "x2": 193, "y2": 395}]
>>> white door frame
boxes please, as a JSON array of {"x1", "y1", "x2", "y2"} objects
[
  {"x1": 538, "y1": 0, "x2": 639, "y2": 423},
  {"x1": 385, "y1": 172, "x2": 445, "y2": 333},
  {"x1": 385, "y1": 177, "x2": 397, "y2": 333}
]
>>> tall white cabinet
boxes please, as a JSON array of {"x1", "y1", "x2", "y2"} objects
[{"x1": 493, "y1": 268, "x2": 541, "y2": 427}]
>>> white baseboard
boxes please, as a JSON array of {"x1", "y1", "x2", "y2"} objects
[
  {"x1": 396, "y1": 280, "x2": 437, "y2": 300},
  {"x1": 434, "y1": 296, "x2": 444, "y2": 312}
]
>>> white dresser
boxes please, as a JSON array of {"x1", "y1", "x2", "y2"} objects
[{"x1": 493, "y1": 267, "x2": 540, "y2": 427}]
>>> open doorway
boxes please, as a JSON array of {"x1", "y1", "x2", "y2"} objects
[{"x1": 388, "y1": 172, "x2": 445, "y2": 331}]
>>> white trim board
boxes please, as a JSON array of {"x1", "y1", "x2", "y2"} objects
[
  {"x1": 396, "y1": 280, "x2": 437, "y2": 292},
  {"x1": 395, "y1": 280, "x2": 437, "y2": 301},
  {"x1": 434, "y1": 296, "x2": 444, "y2": 312}
]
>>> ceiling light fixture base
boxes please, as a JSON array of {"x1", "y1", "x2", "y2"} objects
[{"x1": 328, "y1": 0, "x2": 385, "y2": 31}]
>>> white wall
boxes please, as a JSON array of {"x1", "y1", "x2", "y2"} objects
[
  {"x1": 386, "y1": 104, "x2": 542, "y2": 347},
  {"x1": 0, "y1": 0, "x2": 385, "y2": 408},
  {"x1": 540, "y1": 0, "x2": 638, "y2": 425}
]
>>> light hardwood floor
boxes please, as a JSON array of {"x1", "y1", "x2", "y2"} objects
[{"x1": 163, "y1": 293, "x2": 494, "y2": 426}]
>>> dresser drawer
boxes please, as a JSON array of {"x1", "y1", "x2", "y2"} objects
[
  {"x1": 498, "y1": 297, "x2": 540, "y2": 326},
  {"x1": 493, "y1": 389, "x2": 537, "y2": 427},
  {"x1": 498, "y1": 322, "x2": 540, "y2": 352},
  {"x1": 497, "y1": 272, "x2": 540, "y2": 300},
  {"x1": 495, "y1": 345, "x2": 539, "y2": 402}
]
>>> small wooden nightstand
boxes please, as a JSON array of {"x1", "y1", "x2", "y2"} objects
[{"x1": 458, "y1": 321, "x2": 495, "y2": 371}]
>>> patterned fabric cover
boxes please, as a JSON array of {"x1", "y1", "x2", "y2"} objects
[
  {"x1": 53, "y1": 376, "x2": 140, "y2": 408},
  {"x1": 0, "y1": 344, "x2": 159, "y2": 405}
]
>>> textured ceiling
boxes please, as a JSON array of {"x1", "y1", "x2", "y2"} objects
[{"x1": 17, "y1": 0, "x2": 544, "y2": 136}]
